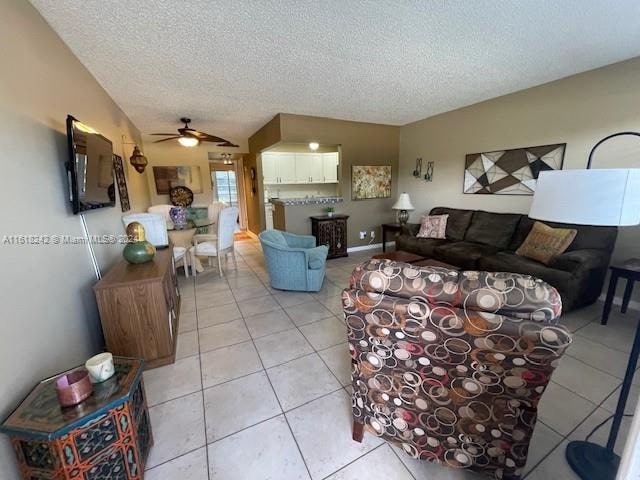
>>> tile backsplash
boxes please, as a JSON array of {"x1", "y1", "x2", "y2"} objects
[{"x1": 264, "y1": 183, "x2": 339, "y2": 200}]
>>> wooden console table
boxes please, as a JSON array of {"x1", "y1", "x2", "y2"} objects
[
  {"x1": 0, "y1": 357, "x2": 152, "y2": 479},
  {"x1": 94, "y1": 248, "x2": 180, "y2": 369}
]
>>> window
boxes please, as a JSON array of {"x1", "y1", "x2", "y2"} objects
[{"x1": 214, "y1": 170, "x2": 238, "y2": 207}]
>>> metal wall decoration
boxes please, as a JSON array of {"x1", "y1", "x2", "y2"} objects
[
  {"x1": 113, "y1": 155, "x2": 131, "y2": 212},
  {"x1": 413, "y1": 158, "x2": 434, "y2": 182},
  {"x1": 424, "y1": 161, "x2": 434, "y2": 182},
  {"x1": 464, "y1": 143, "x2": 565, "y2": 195},
  {"x1": 351, "y1": 165, "x2": 392, "y2": 200}
]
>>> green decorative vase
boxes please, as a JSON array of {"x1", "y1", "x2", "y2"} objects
[
  {"x1": 123, "y1": 222, "x2": 156, "y2": 264},
  {"x1": 123, "y1": 241, "x2": 156, "y2": 264}
]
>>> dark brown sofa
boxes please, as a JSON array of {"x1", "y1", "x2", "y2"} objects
[{"x1": 396, "y1": 207, "x2": 618, "y2": 311}]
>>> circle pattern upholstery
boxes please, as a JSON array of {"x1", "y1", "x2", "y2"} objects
[{"x1": 342, "y1": 259, "x2": 570, "y2": 480}]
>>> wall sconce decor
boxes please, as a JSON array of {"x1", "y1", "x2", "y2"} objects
[
  {"x1": 412, "y1": 158, "x2": 422, "y2": 178},
  {"x1": 424, "y1": 161, "x2": 434, "y2": 182}
]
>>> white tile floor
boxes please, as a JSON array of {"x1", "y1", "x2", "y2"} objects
[{"x1": 143, "y1": 238, "x2": 638, "y2": 480}]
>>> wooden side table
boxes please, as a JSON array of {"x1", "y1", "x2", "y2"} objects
[
  {"x1": 601, "y1": 258, "x2": 640, "y2": 325},
  {"x1": 381, "y1": 223, "x2": 402, "y2": 252},
  {"x1": 0, "y1": 357, "x2": 151, "y2": 479}
]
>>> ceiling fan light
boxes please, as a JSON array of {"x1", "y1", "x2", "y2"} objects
[
  {"x1": 309, "y1": 142, "x2": 319, "y2": 151},
  {"x1": 129, "y1": 145, "x2": 148, "y2": 174},
  {"x1": 178, "y1": 136, "x2": 199, "y2": 147}
]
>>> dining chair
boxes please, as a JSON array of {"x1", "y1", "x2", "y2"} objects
[
  {"x1": 193, "y1": 201, "x2": 227, "y2": 243},
  {"x1": 147, "y1": 204, "x2": 174, "y2": 229},
  {"x1": 191, "y1": 206, "x2": 238, "y2": 277}
]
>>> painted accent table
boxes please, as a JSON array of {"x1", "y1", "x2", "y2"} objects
[{"x1": 0, "y1": 357, "x2": 152, "y2": 480}]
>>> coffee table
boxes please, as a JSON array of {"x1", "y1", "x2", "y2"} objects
[
  {"x1": 371, "y1": 251, "x2": 459, "y2": 270},
  {"x1": 371, "y1": 250, "x2": 425, "y2": 263}
]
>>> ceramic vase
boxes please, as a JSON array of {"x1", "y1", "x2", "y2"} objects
[{"x1": 169, "y1": 206, "x2": 188, "y2": 227}]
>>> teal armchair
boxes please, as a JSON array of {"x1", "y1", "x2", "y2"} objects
[{"x1": 259, "y1": 230, "x2": 328, "y2": 292}]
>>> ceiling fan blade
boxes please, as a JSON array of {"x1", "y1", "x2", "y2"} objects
[
  {"x1": 149, "y1": 133, "x2": 179, "y2": 136},
  {"x1": 217, "y1": 141, "x2": 239, "y2": 148},
  {"x1": 198, "y1": 133, "x2": 227, "y2": 143},
  {"x1": 153, "y1": 136, "x2": 181, "y2": 143}
]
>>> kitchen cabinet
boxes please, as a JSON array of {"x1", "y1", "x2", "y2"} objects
[
  {"x1": 262, "y1": 152, "x2": 296, "y2": 184},
  {"x1": 322, "y1": 152, "x2": 339, "y2": 183},
  {"x1": 295, "y1": 153, "x2": 324, "y2": 183},
  {"x1": 262, "y1": 153, "x2": 278, "y2": 184},
  {"x1": 263, "y1": 151, "x2": 339, "y2": 184}
]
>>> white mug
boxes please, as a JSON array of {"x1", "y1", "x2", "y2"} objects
[{"x1": 85, "y1": 352, "x2": 115, "y2": 383}]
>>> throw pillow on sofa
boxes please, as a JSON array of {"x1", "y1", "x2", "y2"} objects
[
  {"x1": 516, "y1": 221, "x2": 577, "y2": 265},
  {"x1": 416, "y1": 214, "x2": 449, "y2": 239}
]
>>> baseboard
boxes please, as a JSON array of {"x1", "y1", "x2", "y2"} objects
[
  {"x1": 597, "y1": 293, "x2": 640, "y2": 312},
  {"x1": 347, "y1": 241, "x2": 395, "y2": 253}
]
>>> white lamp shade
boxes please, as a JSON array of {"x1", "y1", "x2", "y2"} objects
[
  {"x1": 392, "y1": 193, "x2": 415, "y2": 210},
  {"x1": 529, "y1": 169, "x2": 640, "y2": 226}
]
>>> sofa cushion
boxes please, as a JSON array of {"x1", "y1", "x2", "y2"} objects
[
  {"x1": 429, "y1": 207, "x2": 474, "y2": 241},
  {"x1": 478, "y1": 251, "x2": 572, "y2": 293},
  {"x1": 516, "y1": 221, "x2": 577, "y2": 265},
  {"x1": 509, "y1": 216, "x2": 618, "y2": 252},
  {"x1": 395, "y1": 235, "x2": 449, "y2": 257},
  {"x1": 417, "y1": 214, "x2": 448, "y2": 239},
  {"x1": 465, "y1": 211, "x2": 522, "y2": 249},
  {"x1": 433, "y1": 241, "x2": 500, "y2": 270}
]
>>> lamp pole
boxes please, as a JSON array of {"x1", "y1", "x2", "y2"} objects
[{"x1": 565, "y1": 131, "x2": 640, "y2": 480}]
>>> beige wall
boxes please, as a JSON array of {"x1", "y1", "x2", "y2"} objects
[
  {"x1": 143, "y1": 142, "x2": 249, "y2": 207},
  {"x1": 0, "y1": 1, "x2": 150, "y2": 476},
  {"x1": 399, "y1": 57, "x2": 640, "y2": 263},
  {"x1": 250, "y1": 114, "x2": 400, "y2": 246}
]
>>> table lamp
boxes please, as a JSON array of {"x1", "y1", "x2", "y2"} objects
[
  {"x1": 529, "y1": 131, "x2": 640, "y2": 480},
  {"x1": 392, "y1": 192, "x2": 414, "y2": 225}
]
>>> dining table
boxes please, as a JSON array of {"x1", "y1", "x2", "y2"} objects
[{"x1": 167, "y1": 218, "x2": 216, "y2": 273}]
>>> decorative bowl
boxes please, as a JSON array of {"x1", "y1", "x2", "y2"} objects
[
  {"x1": 55, "y1": 369, "x2": 93, "y2": 407},
  {"x1": 85, "y1": 352, "x2": 115, "y2": 384}
]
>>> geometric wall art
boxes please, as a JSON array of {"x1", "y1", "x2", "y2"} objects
[{"x1": 464, "y1": 143, "x2": 565, "y2": 195}]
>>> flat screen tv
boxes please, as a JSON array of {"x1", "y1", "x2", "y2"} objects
[{"x1": 66, "y1": 115, "x2": 115, "y2": 214}]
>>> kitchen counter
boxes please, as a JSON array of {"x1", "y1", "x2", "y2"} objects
[{"x1": 270, "y1": 196, "x2": 343, "y2": 206}]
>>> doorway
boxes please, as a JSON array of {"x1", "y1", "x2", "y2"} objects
[{"x1": 209, "y1": 154, "x2": 248, "y2": 231}]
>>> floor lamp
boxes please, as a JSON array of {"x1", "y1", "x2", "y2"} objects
[{"x1": 529, "y1": 135, "x2": 640, "y2": 480}]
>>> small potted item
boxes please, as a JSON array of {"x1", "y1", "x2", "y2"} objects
[
  {"x1": 55, "y1": 369, "x2": 93, "y2": 407},
  {"x1": 123, "y1": 221, "x2": 156, "y2": 264},
  {"x1": 326, "y1": 206, "x2": 334, "y2": 218},
  {"x1": 85, "y1": 352, "x2": 115, "y2": 384}
]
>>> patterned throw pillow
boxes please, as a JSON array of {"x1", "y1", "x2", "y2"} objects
[
  {"x1": 416, "y1": 214, "x2": 449, "y2": 239},
  {"x1": 516, "y1": 221, "x2": 577, "y2": 265}
]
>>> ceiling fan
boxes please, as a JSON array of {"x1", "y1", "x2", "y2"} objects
[{"x1": 149, "y1": 117, "x2": 238, "y2": 148}]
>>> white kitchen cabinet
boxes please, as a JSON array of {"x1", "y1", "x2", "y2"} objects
[
  {"x1": 263, "y1": 151, "x2": 339, "y2": 184},
  {"x1": 309, "y1": 154, "x2": 324, "y2": 183},
  {"x1": 323, "y1": 152, "x2": 339, "y2": 183},
  {"x1": 261, "y1": 153, "x2": 278, "y2": 184},
  {"x1": 295, "y1": 153, "x2": 324, "y2": 183},
  {"x1": 278, "y1": 154, "x2": 297, "y2": 184},
  {"x1": 294, "y1": 153, "x2": 311, "y2": 183},
  {"x1": 262, "y1": 152, "x2": 296, "y2": 184}
]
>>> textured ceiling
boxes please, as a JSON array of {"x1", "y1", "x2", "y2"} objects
[{"x1": 32, "y1": 0, "x2": 640, "y2": 146}]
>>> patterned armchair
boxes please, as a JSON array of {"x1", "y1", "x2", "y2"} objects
[{"x1": 342, "y1": 259, "x2": 571, "y2": 480}]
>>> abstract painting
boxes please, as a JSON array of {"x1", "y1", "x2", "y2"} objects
[
  {"x1": 153, "y1": 166, "x2": 203, "y2": 194},
  {"x1": 464, "y1": 143, "x2": 565, "y2": 195},
  {"x1": 352, "y1": 165, "x2": 392, "y2": 200}
]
